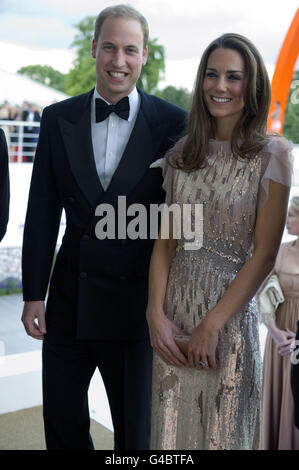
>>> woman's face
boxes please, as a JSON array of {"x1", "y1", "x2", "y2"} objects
[
  {"x1": 286, "y1": 205, "x2": 299, "y2": 236},
  {"x1": 203, "y1": 47, "x2": 246, "y2": 132}
]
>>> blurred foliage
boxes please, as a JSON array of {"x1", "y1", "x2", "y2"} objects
[
  {"x1": 156, "y1": 85, "x2": 191, "y2": 110},
  {"x1": 17, "y1": 64, "x2": 66, "y2": 92},
  {"x1": 0, "y1": 277, "x2": 22, "y2": 296},
  {"x1": 283, "y1": 70, "x2": 299, "y2": 144},
  {"x1": 64, "y1": 16, "x2": 96, "y2": 96},
  {"x1": 137, "y1": 38, "x2": 165, "y2": 93}
]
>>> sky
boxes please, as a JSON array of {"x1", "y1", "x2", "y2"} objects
[{"x1": 0, "y1": 0, "x2": 298, "y2": 91}]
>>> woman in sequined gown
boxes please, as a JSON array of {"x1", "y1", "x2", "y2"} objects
[
  {"x1": 146, "y1": 34, "x2": 293, "y2": 450},
  {"x1": 259, "y1": 196, "x2": 299, "y2": 449}
]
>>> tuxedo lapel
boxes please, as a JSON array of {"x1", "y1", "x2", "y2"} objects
[
  {"x1": 57, "y1": 92, "x2": 104, "y2": 208},
  {"x1": 104, "y1": 90, "x2": 161, "y2": 199}
]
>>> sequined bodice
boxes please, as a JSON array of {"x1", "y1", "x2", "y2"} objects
[{"x1": 171, "y1": 141, "x2": 262, "y2": 271}]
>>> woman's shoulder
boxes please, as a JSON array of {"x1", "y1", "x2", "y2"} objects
[
  {"x1": 256, "y1": 135, "x2": 294, "y2": 210},
  {"x1": 165, "y1": 135, "x2": 187, "y2": 166},
  {"x1": 261, "y1": 135, "x2": 293, "y2": 156},
  {"x1": 259, "y1": 134, "x2": 294, "y2": 179},
  {"x1": 168, "y1": 135, "x2": 187, "y2": 155},
  {"x1": 276, "y1": 242, "x2": 296, "y2": 265},
  {"x1": 274, "y1": 242, "x2": 292, "y2": 267}
]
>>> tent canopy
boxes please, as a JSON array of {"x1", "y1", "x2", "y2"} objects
[{"x1": 0, "y1": 68, "x2": 70, "y2": 108}]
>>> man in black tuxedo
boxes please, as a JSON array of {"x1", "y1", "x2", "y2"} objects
[
  {"x1": 21, "y1": 5, "x2": 186, "y2": 450},
  {"x1": 0, "y1": 128, "x2": 9, "y2": 242},
  {"x1": 22, "y1": 103, "x2": 41, "y2": 162}
]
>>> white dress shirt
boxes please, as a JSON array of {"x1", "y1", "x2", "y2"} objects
[{"x1": 91, "y1": 87, "x2": 140, "y2": 191}]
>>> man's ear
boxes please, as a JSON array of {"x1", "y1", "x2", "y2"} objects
[
  {"x1": 91, "y1": 39, "x2": 96, "y2": 59},
  {"x1": 142, "y1": 47, "x2": 148, "y2": 66}
]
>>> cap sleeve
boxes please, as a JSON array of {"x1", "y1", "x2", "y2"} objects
[{"x1": 258, "y1": 136, "x2": 294, "y2": 211}]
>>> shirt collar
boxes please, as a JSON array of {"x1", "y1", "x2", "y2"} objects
[{"x1": 93, "y1": 86, "x2": 139, "y2": 123}]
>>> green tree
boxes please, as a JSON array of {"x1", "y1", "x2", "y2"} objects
[
  {"x1": 17, "y1": 64, "x2": 66, "y2": 92},
  {"x1": 283, "y1": 70, "x2": 299, "y2": 144},
  {"x1": 65, "y1": 16, "x2": 96, "y2": 96},
  {"x1": 137, "y1": 38, "x2": 165, "y2": 93},
  {"x1": 65, "y1": 16, "x2": 165, "y2": 96},
  {"x1": 156, "y1": 85, "x2": 191, "y2": 110}
]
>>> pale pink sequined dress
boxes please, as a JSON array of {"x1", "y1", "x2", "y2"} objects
[{"x1": 150, "y1": 136, "x2": 293, "y2": 450}]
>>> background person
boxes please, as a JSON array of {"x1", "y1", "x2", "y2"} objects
[
  {"x1": 22, "y1": 102, "x2": 41, "y2": 162},
  {"x1": 270, "y1": 100, "x2": 282, "y2": 133},
  {"x1": 21, "y1": 4, "x2": 186, "y2": 450},
  {"x1": 146, "y1": 33, "x2": 293, "y2": 450},
  {"x1": 259, "y1": 196, "x2": 299, "y2": 449}
]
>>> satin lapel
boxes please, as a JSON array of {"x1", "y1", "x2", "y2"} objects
[
  {"x1": 104, "y1": 91, "x2": 160, "y2": 199},
  {"x1": 57, "y1": 100, "x2": 104, "y2": 208}
]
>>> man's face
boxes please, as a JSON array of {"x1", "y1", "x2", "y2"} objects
[{"x1": 91, "y1": 16, "x2": 147, "y2": 104}]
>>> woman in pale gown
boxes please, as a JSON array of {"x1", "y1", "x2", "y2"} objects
[
  {"x1": 259, "y1": 196, "x2": 299, "y2": 449},
  {"x1": 146, "y1": 33, "x2": 293, "y2": 450}
]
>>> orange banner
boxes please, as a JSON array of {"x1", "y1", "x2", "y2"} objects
[{"x1": 268, "y1": 8, "x2": 299, "y2": 133}]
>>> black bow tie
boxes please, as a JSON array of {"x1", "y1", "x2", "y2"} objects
[{"x1": 95, "y1": 96, "x2": 130, "y2": 123}]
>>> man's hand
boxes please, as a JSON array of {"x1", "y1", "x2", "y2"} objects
[{"x1": 21, "y1": 301, "x2": 46, "y2": 340}]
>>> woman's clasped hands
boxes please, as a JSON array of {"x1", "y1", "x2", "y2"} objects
[{"x1": 147, "y1": 308, "x2": 219, "y2": 370}]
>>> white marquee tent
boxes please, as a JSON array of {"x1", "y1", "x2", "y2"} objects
[{"x1": 0, "y1": 68, "x2": 69, "y2": 107}]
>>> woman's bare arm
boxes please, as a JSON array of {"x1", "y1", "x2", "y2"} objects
[
  {"x1": 146, "y1": 231, "x2": 188, "y2": 367},
  {"x1": 188, "y1": 179, "x2": 290, "y2": 369}
]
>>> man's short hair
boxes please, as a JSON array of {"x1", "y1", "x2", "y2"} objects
[{"x1": 94, "y1": 4, "x2": 149, "y2": 50}]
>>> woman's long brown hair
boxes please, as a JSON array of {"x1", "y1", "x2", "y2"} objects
[{"x1": 173, "y1": 33, "x2": 271, "y2": 171}]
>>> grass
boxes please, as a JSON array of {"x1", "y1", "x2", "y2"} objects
[{"x1": 0, "y1": 278, "x2": 22, "y2": 296}]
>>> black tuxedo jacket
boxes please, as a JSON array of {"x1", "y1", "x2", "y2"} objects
[
  {"x1": 22, "y1": 89, "x2": 186, "y2": 341},
  {"x1": 0, "y1": 128, "x2": 9, "y2": 242}
]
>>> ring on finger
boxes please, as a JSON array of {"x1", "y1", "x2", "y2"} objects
[{"x1": 199, "y1": 360, "x2": 208, "y2": 368}]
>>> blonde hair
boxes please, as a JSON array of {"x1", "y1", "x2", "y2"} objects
[{"x1": 291, "y1": 196, "x2": 299, "y2": 212}]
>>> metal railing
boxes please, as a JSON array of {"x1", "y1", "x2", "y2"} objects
[{"x1": 0, "y1": 120, "x2": 40, "y2": 163}]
